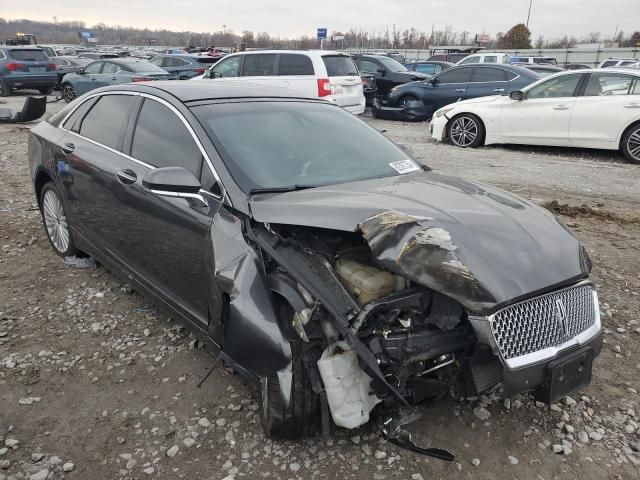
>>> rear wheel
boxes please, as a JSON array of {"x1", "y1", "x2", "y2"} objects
[
  {"x1": 448, "y1": 113, "x2": 485, "y2": 148},
  {"x1": 260, "y1": 300, "x2": 320, "y2": 439},
  {"x1": 621, "y1": 123, "x2": 640, "y2": 164},
  {"x1": 38, "y1": 87, "x2": 53, "y2": 95},
  {"x1": 61, "y1": 83, "x2": 76, "y2": 103},
  {"x1": 39, "y1": 182, "x2": 76, "y2": 257}
]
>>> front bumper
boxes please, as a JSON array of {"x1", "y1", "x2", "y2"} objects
[
  {"x1": 429, "y1": 114, "x2": 448, "y2": 142},
  {"x1": 371, "y1": 97, "x2": 432, "y2": 122},
  {"x1": 4, "y1": 74, "x2": 58, "y2": 89}
]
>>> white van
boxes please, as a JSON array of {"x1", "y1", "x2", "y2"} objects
[
  {"x1": 457, "y1": 52, "x2": 512, "y2": 65},
  {"x1": 195, "y1": 50, "x2": 366, "y2": 114}
]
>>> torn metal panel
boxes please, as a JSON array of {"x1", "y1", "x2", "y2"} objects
[{"x1": 210, "y1": 208, "x2": 292, "y2": 383}]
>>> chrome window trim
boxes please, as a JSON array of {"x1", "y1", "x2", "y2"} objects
[
  {"x1": 58, "y1": 90, "x2": 230, "y2": 206},
  {"x1": 138, "y1": 93, "x2": 228, "y2": 203},
  {"x1": 484, "y1": 280, "x2": 601, "y2": 370}
]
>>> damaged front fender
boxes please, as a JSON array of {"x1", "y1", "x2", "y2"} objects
[{"x1": 372, "y1": 97, "x2": 432, "y2": 122}]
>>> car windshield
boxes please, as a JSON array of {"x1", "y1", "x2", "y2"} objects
[
  {"x1": 377, "y1": 56, "x2": 408, "y2": 72},
  {"x1": 124, "y1": 61, "x2": 167, "y2": 73},
  {"x1": 192, "y1": 101, "x2": 416, "y2": 193}
]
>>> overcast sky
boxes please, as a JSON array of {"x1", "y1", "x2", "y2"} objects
[{"x1": 4, "y1": 0, "x2": 639, "y2": 40}]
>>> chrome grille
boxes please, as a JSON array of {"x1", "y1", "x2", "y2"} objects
[{"x1": 489, "y1": 284, "x2": 596, "y2": 360}]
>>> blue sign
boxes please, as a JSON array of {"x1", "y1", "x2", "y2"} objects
[
  {"x1": 317, "y1": 28, "x2": 327, "y2": 39},
  {"x1": 78, "y1": 32, "x2": 95, "y2": 39}
]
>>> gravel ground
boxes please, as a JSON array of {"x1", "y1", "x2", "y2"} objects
[{"x1": 1, "y1": 93, "x2": 640, "y2": 480}]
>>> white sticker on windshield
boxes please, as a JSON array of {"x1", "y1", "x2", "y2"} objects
[{"x1": 389, "y1": 159, "x2": 420, "y2": 174}]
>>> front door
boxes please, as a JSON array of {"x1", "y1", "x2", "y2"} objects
[
  {"x1": 73, "y1": 61, "x2": 104, "y2": 95},
  {"x1": 500, "y1": 73, "x2": 584, "y2": 146}
]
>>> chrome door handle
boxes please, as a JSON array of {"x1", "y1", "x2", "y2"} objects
[
  {"x1": 455, "y1": 88, "x2": 466, "y2": 92},
  {"x1": 623, "y1": 103, "x2": 640, "y2": 109},
  {"x1": 116, "y1": 169, "x2": 137, "y2": 184},
  {"x1": 493, "y1": 88, "x2": 505, "y2": 92},
  {"x1": 553, "y1": 105, "x2": 570, "y2": 110},
  {"x1": 60, "y1": 142, "x2": 75, "y2": 154}
]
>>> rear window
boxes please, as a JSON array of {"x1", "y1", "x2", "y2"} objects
[
  {"x1": 600, "y1": 60, "x2": 616, "y2": 68},
  {"x1": 8, "y1": 49, "x2": 49, "y2": 61},
  {"x1": 278, "y1": 54, "x2": 314, "y2": 75},
  {"x1": 196, "y1": 57, "x2": 220, "y2": 64},
  {"x1": 322, "y1": 56, "x2": 358, "y2": 77}
]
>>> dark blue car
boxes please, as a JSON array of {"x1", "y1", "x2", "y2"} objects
[
  {"x1": 374, "y1": 64, "x2": 540, "y2": 121},
  {"x1": 0, "y1": 46, "x2": 58, "y2": 96},
  {"x1": 149, "y1": 54, "x2": 223, "y2": 79}
]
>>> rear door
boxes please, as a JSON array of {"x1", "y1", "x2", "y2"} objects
[
  {"x1": 570, "y1": 72, "x2": 640, "y2": 148},
  {"x1": 276, "y1": 53, "x2": 315, "y2": 95},
  {"x1": 466, "y1": 67, "x2": 510, "y2": 98},
  {"x1": 422, "y1": 67, "x2": 473, "y2": 110},
  {"x1": 239, "y1": 53, "x2": 278, "y2": 86},
  {"x1": 100, "y1": 62, "x2": 122, "y2": 86},
  {"x1": 320, "y1": 54, "x2": 363, "y2": 107}
]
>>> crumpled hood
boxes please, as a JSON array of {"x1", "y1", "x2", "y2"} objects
[{"x1": 249, "y1": 172, "x2": 590, "y2": 314}]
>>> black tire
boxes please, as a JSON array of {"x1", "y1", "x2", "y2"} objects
[
  {"x1": 260, "y1": 300, "x2": 320, "y2": 439},
  {"x1": 621, "y1": 122, "x2": 640, "y2": 164},
  {"x1": 38, "y1": 87, "x2": 54, "y2": 95},
  {"x1": 39, "y1": 182, "x2": 77, "y2": 257},
  {"x1": 0, "y1": 80, "x2": 10, "y2": 97},
  {"x1": 447, "y1": 113, "x2": 485, "y2": 148},
  {"x1": 61, "y1": 83, "x2": 76, "y2": 103}
]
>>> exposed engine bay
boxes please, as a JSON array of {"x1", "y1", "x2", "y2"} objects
[{"x1": 253, "y1": 224, "x2": 489, "y2": 436}]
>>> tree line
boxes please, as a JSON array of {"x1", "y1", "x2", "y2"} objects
[{"x1": 1, "y1": 18, "x2": 638, "y2": 51}]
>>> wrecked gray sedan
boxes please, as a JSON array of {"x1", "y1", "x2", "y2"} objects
[{"x1": 28, "y1": 82, "x2": 602, "y2": 458}]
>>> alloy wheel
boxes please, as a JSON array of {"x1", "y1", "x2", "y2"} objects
[
  {"x1": 450, "y1": 116, "x2": 479, "y2": 147},
  {"x1": 61, "y1": 84, "x2": 76, "y2": 103},
  {"x1": 42, "y1": 189, "x2": 70, "y2": 253},
  {"x1": 628, "y1": 128, "x2": 640, "y2": 162}
]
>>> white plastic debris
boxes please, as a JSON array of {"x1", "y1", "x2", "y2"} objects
[{"x1": 63, "y1": 256, "x2": 96, "y2": 269}]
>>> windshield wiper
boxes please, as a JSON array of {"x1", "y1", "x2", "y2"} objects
[{"x1": 249, "y1": 184, "x2": 318, "y2": 195}]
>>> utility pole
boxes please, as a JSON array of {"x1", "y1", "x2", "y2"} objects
[{"x1": 526, "y1": 0, "x2": 533, "y2": 28}]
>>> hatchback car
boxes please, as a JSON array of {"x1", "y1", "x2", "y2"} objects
[
  {"x1": 430, "y1": 69, "x2": 640, "y2": 163},
  {"x1": 149, "y1": 54, "x2": 222, "y2": 79},
  {"x1": 199, "y1": 50, "x2": 365, "y2": 114},
  {"x1": 60, "y1": 58, "x2": 175, "y2": 102},
  {"x1": 375, "y1": 64, "x2": 540, "y2": 121},
  {"x1": 0, "y1": 46, "x2": 58, "y2": 96},
  {"x1": 29, "y1": 82, "x2": 602, "y2": 446}
]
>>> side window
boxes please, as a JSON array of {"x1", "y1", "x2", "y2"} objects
[
  {"x1": 359, "y1": 60, "x2": 379, "y2": 74},
  {"x1": 471, "y1": 67, "x2": 506, "y2": 82},
  {"x1": 131, "y1": 99, "x2": 202, "y2": 177},
  {"x1": 149, "y1": 57, "x2": 163, "y2": 66},
  {"x1": 242, "y1": 54, "x2": 276, "y2": 76},
  {"x1": 278, "y1": 54, "x2": 314, "y2": 76},
  {"x1": 102, "y1": 63, "x2": 119, "y2": 74},
  {"x1": 632, "y1": 79, "x2": 640, "y2": 95},
  {"x1": 79, "y1": 95, "x2": 133, "y2": 149},
  {"x1": 416, "y1": 64, "x2": 436, "y2": 75},
  {"x1": 83, "y1": 62, "x2": 103, "y2": 74},
  {"x1": 504, "y1": 70, "x2": 518, "y2": 81},
  {"x1": 484, "y1": 56, "x2": 498, "y2": 63},
  {"x1": 600, "y1": 60, "x2": 616, "y2": 68},
  {"x1": 527, "y1": 75, "x2": 582, "y2": 99},
  {"x1": 583, "y1": 73, "x2": 633, "y2": 96},
  {"x1": 200, "y1": 164, "x2": 222, "y2": 196},
  {"x1": 459, "y1": 56, "x2": 480, "y2": 64},
  {"x1": 435, "y1": 67, "x2": 473, "y2": 84},
  {"x1": 62, "y1": 97, "x2": 98, "y2": 133},
  {"x1": 210, "y1": 56, "x2": 241, "y2": 78}
]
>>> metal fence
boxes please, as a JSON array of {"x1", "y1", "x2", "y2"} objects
[{"x1": 342, "y1": 47, "x2": 640, "y2": 65}]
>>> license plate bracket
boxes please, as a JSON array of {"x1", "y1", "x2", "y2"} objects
[{"x1": 535, "y1": 347, "x2": 593, "y2": 404}]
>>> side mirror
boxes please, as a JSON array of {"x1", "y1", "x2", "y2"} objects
[
  {"x1": 510, "y1": 90, "x2": 524, "y2": 101},
  {"x1": 142, "y1": 167, "x2": 205, "y2": 204},
  {"x1": 377, "y1": 68, "x2": 386, "y2": 77}
]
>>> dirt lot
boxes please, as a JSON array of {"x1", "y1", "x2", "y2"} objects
[{"x1": 1, "y1": 93, "x2": 640, "y2": 480}]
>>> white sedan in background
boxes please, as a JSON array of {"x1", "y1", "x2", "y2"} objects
[{"x1": 430, "y1": 69, "x2": 640, "y2": 163}]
